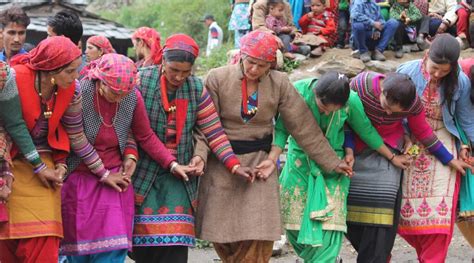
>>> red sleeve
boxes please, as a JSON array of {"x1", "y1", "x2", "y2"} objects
[
  {"x1": 299, "y1": 14, "x2": 311, "y2": 34},
  {"x1": 123, "y1": 131, "x2": 138, "y2": 159},
  {"x1": 320, "y1": 17, "x2": 336, "y2": 35},
  {"x1": 131, "y1": 90, "x2": 176, "y2": 169}
]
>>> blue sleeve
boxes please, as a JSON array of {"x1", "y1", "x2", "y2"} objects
[
  {"x1": 343, "y1": 127, "x2": 355, "y2": 150},
  {"x1": 455, "y1": 72, "x2": 474, "y2": 144},
  {"x1": 350, "y1": 1, "x2": 375, "y2": 26}
]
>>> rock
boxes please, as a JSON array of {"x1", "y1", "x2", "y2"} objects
[
  {"x1": 365, "y1": 59, "x2": 400, "y2": 73},
  {"x1": 315, "y1": 55, "x2": 366, "y2": 77}
]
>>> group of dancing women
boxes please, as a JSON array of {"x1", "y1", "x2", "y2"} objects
[{"x1": 0, "y1": 29, "x2": 473, "y2": 263}]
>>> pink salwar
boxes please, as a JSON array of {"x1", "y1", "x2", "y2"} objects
[{"x1": 400, "y1": 175, "x2": 460, "y2": 263}]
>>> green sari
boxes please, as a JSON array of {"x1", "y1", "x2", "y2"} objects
[{"x1": 275, "y1": 78, "x2": 384, "y2": 262}]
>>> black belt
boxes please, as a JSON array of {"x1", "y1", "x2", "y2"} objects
[{"x1": 229, "y1": 134, "x2": 272, "y2": 155}]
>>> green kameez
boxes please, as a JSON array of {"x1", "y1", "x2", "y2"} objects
[{"x1": 275, "y1": 78, "x2": 384, "y2": 262}]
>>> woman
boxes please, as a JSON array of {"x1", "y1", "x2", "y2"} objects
[
  {"x1": 0, "y1": 62, "x2": 58, "y2": 222},
  {"x1": 131, "y1": 27, "x2": 162, "y2": 68},
  {"x1": 84, "y1": 35, "x2": 115, "y2": 63},
  {"x1": 456, "y1": 58, "x2": 474, "y2": 248},
  {"x1": 195, "y1": 30, "x2": 351, "y2": 262},
  {"x1": 346, "y1": 71, "x2": 469, "y2": 262},
  {"x1": 131, "y1": 34, "x2": 253, "y2": 263},
  {"x1": 274, "y1": 72, "x2": 408, "y2": 262},
  {"x1": 60, "y1": 54, "x2": 192, "y2": 262},
  {"x1": 229, "y1": 0, "x2": 251, "y2": 48},
  {"x1": 396, "y1": 34, "x2": 474, "y2": 262},
  {"x1": 80, "y1": 35, "x2": 115, "y2": 80},
  {"x1": 0, "y1": 36, "x2": 82, "y2": 262}
]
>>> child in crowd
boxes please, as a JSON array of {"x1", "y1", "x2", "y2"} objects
[
  {"x1": 456, "y1": 0, "x2": 473, "y2": 49},
  {"x1": 336, "y1": 0, "x2": 350, "y2": 48},
  {"x1": 390, "y1": 0, "x2": 423, "y2": 58},
  {"x1": 266, "y1": 0, "x2": 301, "y2": 59},
  {"x1": 296, "y1": 0, "x2": 336, "y2": 57}
]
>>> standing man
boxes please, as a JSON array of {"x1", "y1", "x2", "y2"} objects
[
  {"x1": 203, "y1": 15, "x2": 223, "y2": 56},
  {"x1": 46, "y1": 10, "x2": 83, "y2": 47},
  {"x1": 0, "y1": 6, "x2": 29, "y2": 64}
]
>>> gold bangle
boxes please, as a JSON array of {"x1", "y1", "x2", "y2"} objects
[
  {"x1": 231, "y1": 165, "x2": 241, "y2": 174},
  {"x1": 125, "y1": 154, "x2": 138, "y2": 163}
]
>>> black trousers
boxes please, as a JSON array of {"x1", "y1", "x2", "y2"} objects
[
  {"x1": 394, "y1": 20, "x2": 422, "y2": 50},
  {"x1": 346, "y1": 186, "x2": 402, "y2": 263},
  {"x1": 130, "y1": 246, "x2": 188, "y2": 263}
]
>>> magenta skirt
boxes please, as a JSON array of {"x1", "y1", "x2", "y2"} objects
[{"x1": 60, "y1": 168, "x2": 134, "y2": 256}]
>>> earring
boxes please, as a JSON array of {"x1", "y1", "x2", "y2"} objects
[
  {"x1": 50, "y1": 77, "x2": 56, "y2": 86},
  {"x1": 99, "y1": 88, "x2": 104, "y2": 96}
]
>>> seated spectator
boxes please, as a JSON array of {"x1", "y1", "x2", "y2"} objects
[
  {"x1": 456, "y1": 0, "x2": 472, "y2": 49},
  {"x1": 350, "y1": 0, "x2": 399, "y2": 62},
  {"x1": 296, "y1": 0, "x2": 336, "y2": 57},
  {"x1": 390, "y1": 0, "x2": 424, "y2": 58},
  {"x1": 417, "y1": 0, "x2": 457, "y2": 44},
  {"x1": 265, "y1": 0, "x2": 302, "y2": 59}
]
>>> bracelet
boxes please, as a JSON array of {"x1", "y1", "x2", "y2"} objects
[
  {"x1": 231, "y1": 165, "x2": 241, "y2": 174},
  {"x1": 99, "y1": 170, "x2": 111, "y2": 182},
  {"x1": 170, "y1": 162, "x2": 178, "y2": 174},
  {"x1": 125, "y1": 154, "x2": 138, "y2": 163},
  {"x1": 55, "y1": 163, "x2": 68, "y2": 171},
  {"x1": 389, "y1": 153, "x2": 396, "y2": 161},
  {"x1": 33, "y1": 163, "x2": 47, "y2": 174}
]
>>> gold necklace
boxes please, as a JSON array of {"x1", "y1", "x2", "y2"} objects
[{"x1": 96, "y1": 88, "x2": 119, "y2": 128}]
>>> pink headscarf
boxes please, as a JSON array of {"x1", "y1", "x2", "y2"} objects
[
  {"x1": 132, "y1": 27, "x2": 162, "y2": 65},
  {"x1": 87, "y1": 36, "x2": 116, "y2": 54},
  {"x1": 163, "y1": 33, "x2": 200, "y2": 58},
  {"x1": 11, "y1": 36, "x2": 81, "y2": 71},
  {"x1": 240, "y1": 30, "x2": 278, "y2": 62},
  {"x1": 86, "y1": 53, "x2": 138, "y2": 93}
]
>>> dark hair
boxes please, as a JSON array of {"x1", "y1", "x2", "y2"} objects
[
  {"x1": 268, "y1": 0, "x2": 285, "y2": 8},
  {"x1": 163, "y1": 50, "x2": 196, "y2": 65},
  {"x1": 313, "y1": 71, "x2": 350, "y2": 106},
  {"x1": 428, "y1": 34, "x2": 460, "y2": 111},
  {"x1": 47, "y1": 10, "x2": 83, "y2": 45},
  {"x1": 312, "y1": 0, "x2": 327, "y2": 6},
  {"x1": 382, "y1": 73, "x2": 417, "y2": 110},
  {"x1": 470, "y1": 66, "x2": 474, "y2": 104},
  {"x1": 0, "y1": 6, "x2": 30, "y2": 28}
]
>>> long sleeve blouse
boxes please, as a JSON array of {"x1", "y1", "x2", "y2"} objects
[
  {"x1": 63, "y1": 86, "x2": 176, "y2": 177},
  {"x1": 351, "y1": 71, "x2": 454, "y2": 164}
]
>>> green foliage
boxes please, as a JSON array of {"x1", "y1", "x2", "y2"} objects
[
  {"x1": 281, "y1": 58, "x2": 301, "y2": 73},
  {"x1": 195, "y1": 239, "x2": 212, "y2": 249},
  {"x1": 100, "y1": 0, "x2": 232, "y2": 47},
  {"x1": 194, "y1": 42, "x2": 234, "y2": 77}
]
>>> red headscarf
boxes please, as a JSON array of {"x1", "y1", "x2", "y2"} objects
[
  {"x1": 132, "y1": 27, "x2": 162, "y2": 65},
  {"x1": 11, "y1": 36, "x2": 81, "y2": 71},
  {"x1": 87, "y1": 35, "x2": 116, "y2": 54},
  {"x1": 86, "y1": 53, "x2": 138, "y2": 93},
  {"x1": 163, "y1": 33, "x2": 199, "y2": 58},
  {"x1": 240, "y1": 30, "x2": 278, "y2": 62}
]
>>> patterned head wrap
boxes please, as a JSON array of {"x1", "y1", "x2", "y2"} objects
[
  {"x1": 87, "y1": 36, "x2": 116, "y2": 54},
  {"x1": 86, "y1": 53, "x2": 138, "y2": 93},
  {"x1": 11, "y1": 36, "x2": 81, "y2": 71},
  {"x1": 163, "y1": 34, "x2": 200, "y2": 58},
  {"x1": 132, "y1": 27, "x2": 162, "y2": 65},
  {"x1": 240, "y1": 30, "x2": 278, "y2": 62}
]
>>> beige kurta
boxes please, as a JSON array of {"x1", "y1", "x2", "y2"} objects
[{"x1": 195, "y1": 64, "x2": 341, "y2": 243}]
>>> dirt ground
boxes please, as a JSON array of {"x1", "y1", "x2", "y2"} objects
[{"x1": 185, "y1": 226, "x2": 473, "y2": 262}]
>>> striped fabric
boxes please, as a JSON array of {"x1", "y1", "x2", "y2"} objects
[
  {"x1": 133, "y1": 66, "x2": 239, "y2": 206},
  {"x1": 351, "y1": 71, "x2": 452, "y2": 164},
  {"x1": 64, "y1": 79, "x2": 137, "y2": 178}
]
